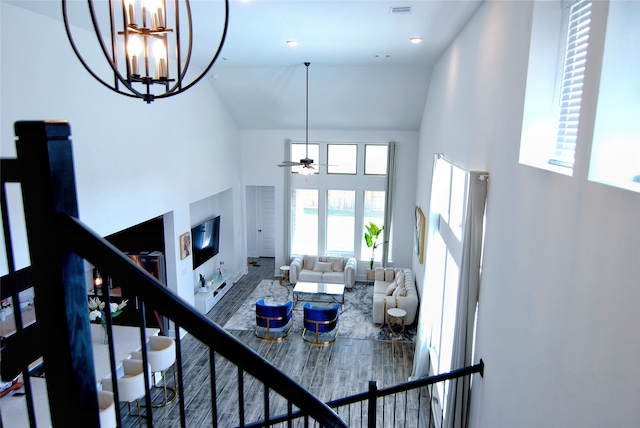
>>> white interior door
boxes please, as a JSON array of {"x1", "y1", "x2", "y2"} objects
[{"x1": 257, "y1": 186, "x2": 275, "y2": 257}]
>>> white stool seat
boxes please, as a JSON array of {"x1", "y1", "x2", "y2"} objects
[
  {"x1": 97, "y1": 390, "x2": 116, "y2": 428},
  {"x1": 131, "y1": 335, "x2": 177, "y2": 407},
  {"x1": 101, "y1": 359, "x2": 151, "y2": 427},
  {"x1": 132, "y1": 335, "x2": 176, "y2": 372}
]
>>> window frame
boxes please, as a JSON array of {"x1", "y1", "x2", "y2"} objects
[{"x1": 288, "y1": 141, "x2": 391, "y2": 263}]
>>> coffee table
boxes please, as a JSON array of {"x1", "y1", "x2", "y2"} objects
[{"x1": 293, "y1": 282, "x2": 345, "y2": 309}]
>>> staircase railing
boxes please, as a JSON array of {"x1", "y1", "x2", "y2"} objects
[
  {"x1": 0, "y1": 121, "x2": 347, "y2": 427},
  {"x1": 244, "y1": 360, "x2": 485, "y2": 428}
]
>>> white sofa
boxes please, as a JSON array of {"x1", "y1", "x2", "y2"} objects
[
  {"x1": 372, "y1": 267, "x2": 419, "y2": 325},
  {"x1": 289, "y1": 255, "x2": 357, "y2": 289}
]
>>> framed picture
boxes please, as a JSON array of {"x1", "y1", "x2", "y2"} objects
[
  {"x1": 415, "y1": 206, "x2": 425, "y2": 264},
  {"x1": 179, "y1": 232, "x2": 191, "y2": 260}
]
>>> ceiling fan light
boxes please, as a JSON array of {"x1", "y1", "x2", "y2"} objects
[{"x1": 300, "y1": 166, "x2": 315, "y2": 176}]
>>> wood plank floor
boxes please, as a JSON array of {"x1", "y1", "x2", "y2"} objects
[{"x1": 122, "y1": 258, "x2": 428, "y2": 427}]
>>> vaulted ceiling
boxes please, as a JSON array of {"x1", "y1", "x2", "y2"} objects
[
  {"x1": 13, "y1": 0, "x2": 484, "y2": 131},
  {"x1": 209, "y1": 0, "x2": 483, "y2": 131}
]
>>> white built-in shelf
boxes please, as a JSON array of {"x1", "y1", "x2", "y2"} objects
[{"x1": 194, "y1": 274, "x2": 232, "y2": 314}]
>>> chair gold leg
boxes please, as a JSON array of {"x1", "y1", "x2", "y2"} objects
[{"x1": 152, "y1": 368, "x2": 177, "y2": 408}]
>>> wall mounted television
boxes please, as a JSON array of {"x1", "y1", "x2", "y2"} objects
[{"x1": 191, "y1": 216, "x2": 220, "y2": 269}]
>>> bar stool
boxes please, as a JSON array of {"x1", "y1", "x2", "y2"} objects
[
  {"x1": 101, "y1": 359, "x2": 150, "y2": 428},
  {"x1": 97, "y1": 390, "x2": 116, "y2": 428},
  {"x1": 131, "y1": 335, "x2": 177, "y2": 407}
]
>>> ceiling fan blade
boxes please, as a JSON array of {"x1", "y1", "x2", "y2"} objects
[{"x1": 278, "y1": 161, "x2": 302, "y2": 167}]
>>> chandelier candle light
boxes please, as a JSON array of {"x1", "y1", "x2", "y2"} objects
[{"x1": 62, "y1": 0, "x2": 229, "y2": 103}]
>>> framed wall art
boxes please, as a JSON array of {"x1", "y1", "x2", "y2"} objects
[
  {"x1": 179, "y1": 231, "x2": 191, "y2": 260},
  {"x1": 415, "y1": 206, "x2": 426, "y2": 264}
]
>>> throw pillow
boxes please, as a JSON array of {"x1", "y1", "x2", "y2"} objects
[
  {"x1": 396, "y1": 271, "x2": 405, "y2": 287},
  {"x1": 397, "y1": 286, "x2": 408, "y2": 297},
  {"x1": 313, "y1": 261, "x2": 333, "y2": 272},
  {"x1": 392, "y1": 283, "x2": 405, "y2": 298},
  {"x1": 327, "y1": 257, "x2": 344, "y2": 272},
  {"x1": 303, "y1": 256, "x2": 318, "y2": 271},
  {"x1": 386, "y1": 281, "x2": 398, "y2": 296},
  {"x1": 384, "y1": 269, "x2": 394, "y2": 282}
]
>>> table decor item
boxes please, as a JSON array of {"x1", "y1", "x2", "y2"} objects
[
  {"x1": 0, "y1": 298, "x2": 10, "y2": 321},
  {"x1": 89, "y1": 297, "x2": 128, "y2": 344}
]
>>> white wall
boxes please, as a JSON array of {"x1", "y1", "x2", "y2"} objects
[
  {"x1": 415, "y1": 1, "x2": 640, "y2": 427},
  {"x1": 0, "y1": 3, "x2": 244, "y2": 305},
  {"x1": 240, "y1": 129, "x2": 419, "y2": 271}
]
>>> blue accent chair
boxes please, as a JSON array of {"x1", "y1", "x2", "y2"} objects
[
  {"x1": 255, "y1": 299, "x2": 293, "y2": 341},
  {"x1": 302, "y1": 302, "x2": 339, "y2": 345}
]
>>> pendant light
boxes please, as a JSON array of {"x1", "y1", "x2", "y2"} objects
[{"x1": 62, "y1": 0, "x2": 229, "y2": 103}]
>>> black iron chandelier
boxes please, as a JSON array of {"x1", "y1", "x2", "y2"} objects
[{"x1": 62, "y1": 0, "x2": 229, "y2": 103}]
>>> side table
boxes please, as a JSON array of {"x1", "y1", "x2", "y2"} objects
[
  {"x1": 386, "y1": 307, "x2": 407, "y2": 339},
  {"x1": 279, "y1": 266, "x2": 290, "y2": 286}
]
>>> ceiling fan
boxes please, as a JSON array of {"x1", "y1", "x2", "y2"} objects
[{"x1": 278, "y1": 62, "x2": 320, "y2": 175}]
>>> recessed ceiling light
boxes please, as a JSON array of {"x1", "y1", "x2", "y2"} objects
[
  {"x1": 286, "y1": 40, "x2": 299, "y2": 47},
  {"x1": 375, "y1": 54, "x2": 390, "y2": 58},
  {"x1": 410, "y1": 37, "x2": 423, "y2": 44}
]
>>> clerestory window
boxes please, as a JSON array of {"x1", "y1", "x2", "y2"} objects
[{"x1": 519, "y1": 0, "x2": 593, "y2": 175}]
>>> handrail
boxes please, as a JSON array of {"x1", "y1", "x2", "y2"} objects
[
  {"x1": 243, "y1": 360, "x2": 485, "y2": 427},
  {"x1": 60, "y1": 213, "x2": 347, "y2": 428}
]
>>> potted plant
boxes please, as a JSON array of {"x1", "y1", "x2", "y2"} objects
[{"x1": 364, "y1": 221, "x2": 387, "y2": 279}]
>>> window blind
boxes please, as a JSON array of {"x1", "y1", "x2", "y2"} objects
[{"x1": 550, "y1": 0, "x2": 592, "y2": 168}]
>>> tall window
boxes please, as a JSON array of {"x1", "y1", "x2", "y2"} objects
[
  {"x1": 360, "y1": 191, "x2": 386, "y2": 262},
  {"x1": 550, "y1": 0, "x2": 592, "y2": 168},
  {"x1": 326, "y1": 190, "x2": 355, "y2": 253},
  {"x1": 412, "y1": 157, "x2": 487, "y2": 425},
  {"x1": 288, "y1": 141, "x2": 390, "y2": 261},
  {"x1": 291, "y1": 189, "x2": 318, "y2": 255}
]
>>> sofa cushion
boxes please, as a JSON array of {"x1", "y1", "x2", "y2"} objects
[
  {"x1": 373, "y1": 281, "x2": 390, "y2": 295},
  {"x1": 304, "y1": 256, "x2": 318, "y2": 270},
  {"x1": 313, "y1": 261, "x2": 333, "y2": 272},
  {"x1": 327, "y1": 257, "x2": 344, "y2": 272},
  {"x1": 299, "y1": 270, "x2": 323, "y2": 283},
  {"x1": 384, "y1": 269, "x2": 395, "y2": 282},
  {"x1": 322, "y1": 271, "x2": 345, "y2": 283}
]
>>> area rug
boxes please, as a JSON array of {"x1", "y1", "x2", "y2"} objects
[{"x1": 223, "y1": 279, "x2": 415, "y2": 342}]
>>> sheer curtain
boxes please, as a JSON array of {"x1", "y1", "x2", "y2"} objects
[
  {"x1": 445, "y1": 170, "x2": 488, "y2": 428},
  {"x1": 410, "y1": 155, "x2": 488, "y2": 428}
]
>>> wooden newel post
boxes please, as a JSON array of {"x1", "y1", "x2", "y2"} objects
[{"x1": 15, "y1": 121, "x2": 99, "y2": 427}]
